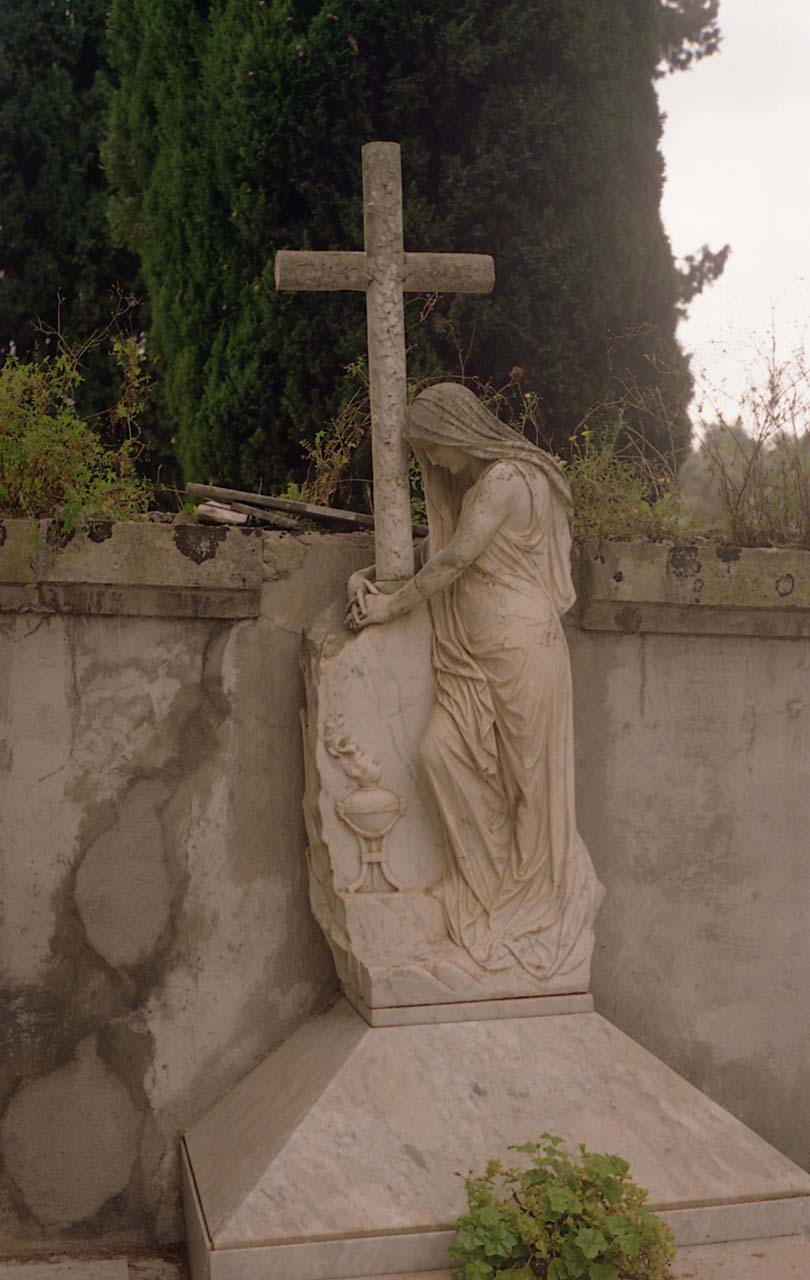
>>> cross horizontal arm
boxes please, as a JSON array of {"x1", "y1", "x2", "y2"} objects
[
  {"x1": 275, "y1": 251, "x2": 370, "y2": 292},
  {"x1": 275, "y1": 250, "x2": 495, "y2": 297},
  {"x1": 403, "y1": 252, "x2": 495, "y2": 294}
]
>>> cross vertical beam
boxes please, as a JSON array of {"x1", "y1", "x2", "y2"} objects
[
  {"x1": 362, "y1": 143, "x2": 412, "y2": 582},
  {"x1": 275, "y1": 142, "x2": 495, "y2": 586}
]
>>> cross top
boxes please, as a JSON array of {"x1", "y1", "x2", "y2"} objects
[{"x1": 275, "y1": 142, "x2": 495, "y2": 585}]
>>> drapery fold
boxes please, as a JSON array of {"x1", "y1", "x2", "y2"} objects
[{"x1": 408, "y1": 384, "x2": 603, "y2": 982}]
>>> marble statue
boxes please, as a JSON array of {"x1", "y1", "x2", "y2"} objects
[
  {"x1": 281, "y1": 143, "x2": 599, "y2": 1006},
  {"x1": 345, "y1": 382, "x2": 604, "y2": 987}
]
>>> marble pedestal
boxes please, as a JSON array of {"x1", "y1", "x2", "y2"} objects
[{"x1": 182, "y1": 998, "x2": 810, "y2": 1280}]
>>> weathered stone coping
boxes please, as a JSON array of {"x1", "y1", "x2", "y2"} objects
[
  {"x1": 1, "y1": 519, "x2": 809, "y2": 634},
  {"x1": 575, "y1": 540, "x2": 810, "y2": 638},
  {"x1": 0, "y1": 519, "x2": 266, "y2": 618}
]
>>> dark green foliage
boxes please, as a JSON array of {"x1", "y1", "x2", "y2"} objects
[
  {"x1": 658, "y1": 1, "x2": 721, "y2": 73},
  {"x1": 105, "y1": 0, "x2": 713, "y2": 490},
  {"x1": 675, "y1": 242, "x2": 730, "y2": 309},
  {"x1": 0, "y1": 0, "x2": 139, "y2": 416}
]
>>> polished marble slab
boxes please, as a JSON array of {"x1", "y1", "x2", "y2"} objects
[
  {"x1": 672, "y1": 1233, "x2": 810, "y2": 1278},
  {"x1": 299, "y1": 1235, "x2": 810, "y2": 1280},
  {"x1": 183, "y1": 998, "x2": 810, "y2": 1280},
  {"x1": 342, "y1": 984, "x2": 594, "y2": 1025}
]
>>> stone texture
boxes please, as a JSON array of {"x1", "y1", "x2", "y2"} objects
[
  {"x1": 673, "y1": 1234, "x2": 810, "y2": 1278},
  {"x1": 184, "y1": 999, "x2": 810, "y2": 1279},
  {"x1": 576, "y1": 539, "x2": 810, "y2": 636},
  {"x1": 570, "y1": 620, "x2": 810, "y2": 1171},
  {"x1": 0, "y1": 1263, "x2": 128, "y2": 1279},
  {"x1": 301, "y1": 601, "x2": 455, "y2": 1006},
  {"x1": 75, "y1": 781, "x2": 173, "y2": 968},
  {"x1": 0, "y1": 521, "x2": 264, "y2": 618},
  {"x1": 1, "y1": 1037, "x2": 143, "y2": 1227},
  {"x1": 0, "y1": 1253, "x2": 187, "y2": 1279},
  {"x1": 331, "y1": 385, "x2": 601, "y2": 1006},
  {"x1": 127, "y1": 1250, "x2": 189, "y2": 1280}
]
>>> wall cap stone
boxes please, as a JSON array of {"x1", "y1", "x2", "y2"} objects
[
  {"x1": 575, "y1": 540, "x2": 810, "y2": 638},
  {"x1": 1, "y1": 521, "x2": 809, "y2": 633},
  {"x1": 0, "y1": 519, "x2": 266, "y2": 618}
]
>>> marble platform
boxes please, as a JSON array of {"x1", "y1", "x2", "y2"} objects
[{"x1": 182, "y1": 998, "x2": 810, "y2": 1280}]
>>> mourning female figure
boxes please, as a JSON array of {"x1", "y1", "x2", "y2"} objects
[{"x1": 347, "y1": 382, "x2": 603, "y2": 987}]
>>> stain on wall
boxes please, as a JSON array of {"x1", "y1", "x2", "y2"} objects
[
  {"x1": 2, "y1": 1036, "x2": 143, "y2": 1227},
  {"x1": 75, "y1": 781, "x2": 175, "y2": 969},
  {"x1": 0, "y1": 530, "x2": 374, "y2": 1257},
  {"x1": 172, "y1": 525, "x2": 227, "y2": 565}
]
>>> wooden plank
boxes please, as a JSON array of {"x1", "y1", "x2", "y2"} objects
[{"x1": 186, "y1": 484, "x2": 427, "y2": 537}]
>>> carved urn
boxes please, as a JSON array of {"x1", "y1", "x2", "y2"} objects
[{"x1": 337, "y1": 784, "x2": 407, "y2": 893}]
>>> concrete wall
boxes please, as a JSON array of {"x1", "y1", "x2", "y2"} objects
[
  {"x1": 569, "y1": 541, "x2": 810, "y2": 1176},
  {"x1": 0, "y1": 520, "x2": 372, "y2": 1255},
  {"x1": 1, "y1": 523, "x2": 808, "y2": 1254}
]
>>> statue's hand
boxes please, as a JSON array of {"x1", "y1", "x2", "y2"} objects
[
  {"x1": 347, "y1": 571, "x2": 377, "y2": 609},
  {"x1": 346, "y1": 590, "x2": 392, "y2": 632}
]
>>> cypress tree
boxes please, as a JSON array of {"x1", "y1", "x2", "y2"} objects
[
  {"x1": 106, "y1": 0, "x2": 714, "y2": 489},
  {"x1": 0, "y1": 0, "x2": 138, "y2": 412}
]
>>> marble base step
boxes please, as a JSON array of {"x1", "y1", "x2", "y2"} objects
[
  {"x1": 341, "y1": 985, "x2": 595, "y2": 1025},
  {"x1": 671, "y1": 1233, "x2": 810, "y2": 1278},
  {"x1": 230, "y1": 1236, "x2": 809, "y2": 1280},
  {"x1": 182, "y1": 999, "x2": 810, "y2": 1280}
]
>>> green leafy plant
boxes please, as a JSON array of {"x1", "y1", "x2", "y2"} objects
[
  {"x1": 449, "y1": 1134, "x2": 676, "y2": 1280},
  {"x1": 562, "y1": 420, "x2": 689, "y2": 544},
  {"x1": 0, "y1": 344, "x2": 152, "y2": 531}
]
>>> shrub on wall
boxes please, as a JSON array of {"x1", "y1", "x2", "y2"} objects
[{"x1": 0, "y1": 344, "x2": 152, "y2": 528}]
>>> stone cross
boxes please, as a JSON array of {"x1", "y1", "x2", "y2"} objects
[{"x1": 275, "y1": 142, "x2": 495, "y2": 584}]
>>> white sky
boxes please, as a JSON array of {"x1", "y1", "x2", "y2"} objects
[{"x1": 657, "y1": 0, "x2": 810, "y2": 432}]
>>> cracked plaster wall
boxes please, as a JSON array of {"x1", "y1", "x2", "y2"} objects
[
  {"x1": 1, "y1": 528, "x2": 809, "y2": 1256},
  {"x1": 0, "y1": 528, "x2": 373, "y2": 1256}
]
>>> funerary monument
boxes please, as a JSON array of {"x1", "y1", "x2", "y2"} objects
[{"x1": 181, "y1": 143, "x2": 810, "y2": 1280}]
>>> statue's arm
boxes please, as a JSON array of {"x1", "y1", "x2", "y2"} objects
[
  {"x1": 347, "y1": 530, "x2": 427, "y2": 598},
  {"x1": 379, "y1": 467, "x2": 515, "y2": 620}
]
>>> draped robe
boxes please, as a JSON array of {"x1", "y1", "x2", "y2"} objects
[{"x1": 417, "y1": 453, "x2": 604, "y2": 983}]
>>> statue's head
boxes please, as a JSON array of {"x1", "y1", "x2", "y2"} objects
[
  {"x1": 406, "y1": 383, "x2": 502, "y2": 457},
  {"x1": 406, "y1": 380, "x2": 572, "y2": 509}
]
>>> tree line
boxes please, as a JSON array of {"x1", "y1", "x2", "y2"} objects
[{"x1": 0, "y1": 0, "x2": 725, "y2": 493}]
